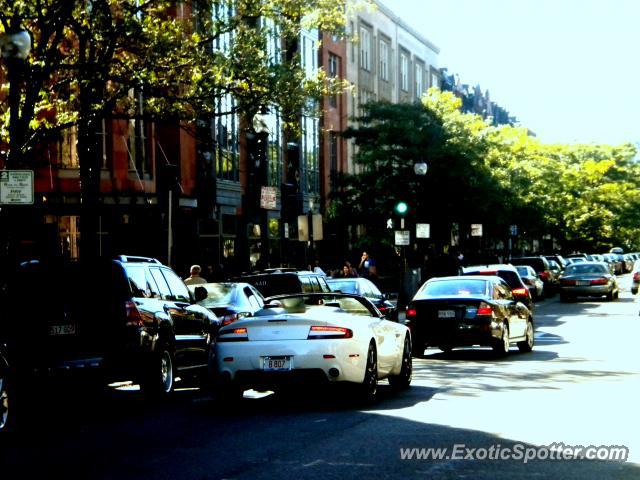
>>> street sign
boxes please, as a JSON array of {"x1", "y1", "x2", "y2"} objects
[
  {"x1": 471, "y1": 223, "x2": 483, "y2": 237},
  {"x1": 395, "y1": 230, "x2": 410, "y2": 246},
  {"x1": 416, "y1": 223, "x2": 430, "y2": 238},
  {"x1": 510, "y1": 224, "x2": 518, "y2": 236},
  {"x1": 0, "y1": 170, "x2": 34, "y2": 205},
  {"x1": 260, "y1": 186, "x2": 277, "y2": 210}
]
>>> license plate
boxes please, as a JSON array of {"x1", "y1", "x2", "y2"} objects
[
  {"x1": 49, "y1": 324, "x2": 76, "y2": 336},
  {"x1": 438, "y1": 310, "x2": 456, "y2": 319},
  {"x1": 576, "y1": 280, "x2": 590, "y2": 286},
  {"x1": 263, "y1": 356, "x2": 291, "y2": 371}
]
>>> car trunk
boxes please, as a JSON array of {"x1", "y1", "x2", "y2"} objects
[
  {"x1": 10, "y1": 260, "x2": 128, "y2": 365},
  {"x1": 410, "y1": 298, "x2": 489, "y2": 341},
  {"x1": 231, "y1": 315, "x2": 333, "y2": 341}
]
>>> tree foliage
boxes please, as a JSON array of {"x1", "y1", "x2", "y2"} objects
[{"x1": 331, "y1": 88, "x2": 640, "y2": 253}]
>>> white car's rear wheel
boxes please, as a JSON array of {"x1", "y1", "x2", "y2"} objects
[
  {"x1": 359, "y1": 343, "x2": 378, "y2": 403},
  {"x1": 389, "y1": 336, "x2": 412, "y2": 390}
]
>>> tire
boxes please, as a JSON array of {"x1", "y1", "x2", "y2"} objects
[
  {"x1": 560, "y1": 293, "x2": 569, "y2": 303},
  {"x1": 606, "y1": 290, "x2": 614, "y2": 301},
  {"x1": 358, "y1": 343, "x2": 378, "y2": 403},
  {"x1": 140, "y1": 347, "x2": 175, "y2": 399},
  {"x1": 216, "y1": 383, "x2": 245, "y2": 404},
  {"x1": 492, "y1": 323, "x2": 510, "y2": 357},
  {"x1": 0, "y1": 369, "x2": 10, "y2": 434},
  {"x1": 389, "y1": 336, "x2": 412, "y2": 390},
  {"x1": 438, "y1": 345, "x2": 453, "y2": 353},
  {"x1": 517, "y1": 319, "x2": 534, "y2": 353}
]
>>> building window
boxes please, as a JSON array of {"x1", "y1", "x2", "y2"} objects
[
  {"x1": 59, "y1": 216, "x2": 80, "y2": 259},
  {"x1": 379, "y1": 40, "x2": 389, "y2": 81},
  {"x1": 431, "y1": 72, "x2": 440, "y2": 89},
  {"x1": 358, "y1": 89, "x2": 375, "y2": 116},
  {"x1": 350, "y1": 21, "x2": 355, "y2": 61},
  {"x1": 126, "y1": 90, "x2": 151, "y2": 178},
  {"x1": 328, "y1": 53, "x2": 339, "y2": 108},
  {"x1": 60, "y1": 126, "x2": 79, "y2": 169},
  {"x1": 329, "y1": 132, "x2": 338, "y2": 191},
  {"x1": 400, "y1": 53, "x2": 409, "y2": 91},
  {"x1": 97, "y1": 119, "x2": 112, "y2": 170},
  {"x1": 415, "y1": 63, "x2": 424, "y2": 98},
  {"x1": 301, "y1": 115, "x2": 319, "y2": 195},
  {"x1": 264, "y1": 110, "x2": 282, "y2": 187},
  {"x1": 214, "y1": 94, "x2": 239, "y2": 181},
  {"x1": 359, "y1": 26, "x2": 371, "y2": 71}
]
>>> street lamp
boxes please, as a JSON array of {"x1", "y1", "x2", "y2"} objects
[
  {"x1": 1, "y1": 18, "x2": 32, "y2": 169},
  {"x1": 248, "y1": 109, "x2": 270, "y2": 269}
]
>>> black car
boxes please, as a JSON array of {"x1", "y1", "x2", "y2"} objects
[
  {"x1": 234, "y1": 269, "x2": 331, "y2": 297},
  {"x1": 326, "y1": 277, "x2": 398, "y2": 320},
  {"x1": 405, "y1": 276, "x2": 534, "y2": 357},
  {"x1": 189, "y1": 282, "x2": 266, "y2": 326},
  {"x1": 461, "y1": 264, "x2": 533, "y2": 309},
  {"x1": 0, "y1": 341, "x2": 9, "y2": 433},
  {"x1": 3, "y1": 256, "x2": 218, "y2": 403}
]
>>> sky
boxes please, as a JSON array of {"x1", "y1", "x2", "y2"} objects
[{"x1": 378, "y1": 0, "x2": 640, "y2": 146}]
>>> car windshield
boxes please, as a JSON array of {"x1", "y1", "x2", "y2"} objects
[
  {"x1": 418, "y1": 279, "x2": 488, "y2": 297},
  {"x1": 267, "y1": 294, "x2": 377, "y2": 317},
  {"x1": 190, "y1": 283, "x2": 235, "y2": 307},
  {"x1": 515, "y1": 266, "x2": 529, "y2": 276},
  {"x1": 565, "y1": 264, "x2": 607, "y2": 275},
  {"x1": 327, "y1": 280, "x2": 357, "y2": 294}
]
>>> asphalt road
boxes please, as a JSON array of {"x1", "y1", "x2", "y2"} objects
[{"x1": 2, "y1": 276, "x2": 640, "y2": 480}]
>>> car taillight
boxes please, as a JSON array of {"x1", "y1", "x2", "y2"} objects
[
  {"x1": 479, "y1": 270, "x2": 497, "y2": 275},
  {"x1": 307, "y1": 326, "x2": 353, "y2": 339},
  {"x1": 217, "y1": 327, "x2": 249, "y2": 342},
  {"x1": 221, "y1": 313, "x2": 239, "y2": 326},
  {"x1": 633, "y1": 272, "x2": 640, "y2": 282},
  {"x1": 512, "y1": 287, "x2": 528, "y2": 296},
  {"x1": 476, "y1": 302, "x2": 493, "y2": 316},
  {"x1": 406, "y1": 307, "x2": 417, "y2": 320},
  {"x1": 591, "y1": 278, "x2": 608, "y2": 285},
  {"x1": 125, "y1": 301, "x2": 144, "y2": 327}
]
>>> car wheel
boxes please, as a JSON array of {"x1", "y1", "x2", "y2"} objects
[
  {"x1": 438, "y1": 345, "x2": 453, "y2": 353},
  {"x1": 359, "y1": 343, "x2": 378, "y2": 403},
  {"x1": 632, "y1": 288, "x2": 638, "y2": 295},
  {"x1": 141, "y1": 347, "x2": 175, "y2": 399},
  {"x1": 517, "y1": 319, "x2": 534, "y2": 353},
  {"x1": 0, "y1": 370, "x2": 10, "y2": 433},
  {"x1": 606, "y1": 290, "x2": 614, "y2": 301},
  {"x1": 216, "y1": 383, "x2": 245, "y2": 403},
  {"x1": 492, "y1": 323, "x2": 510, "y2": 357},
  {"x1": 389, "y1": 336, "x2": 412, "y2": 390}
]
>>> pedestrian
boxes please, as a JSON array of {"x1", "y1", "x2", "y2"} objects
[
  {"x1": 358, "y1": 251, "x2": 377, "y2": 278},
  {"x1": 343, "y1": 260, "x2": 359, "y2": 278},
  {"x1": 184, "y1": 264, "x2": 208, "y2": 285}
]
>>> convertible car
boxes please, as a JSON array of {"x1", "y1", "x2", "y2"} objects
[{"x1": 213, "y1": 293, "x2": 412, "y2": 402}]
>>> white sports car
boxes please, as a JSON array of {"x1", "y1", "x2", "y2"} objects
[{"x1": 213, "y1": 293, "x2": 412, "y2": 402}]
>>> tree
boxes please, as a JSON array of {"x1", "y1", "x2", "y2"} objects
[{"x1": 0, "y1": 0, "x2": 351, "y2": 258}]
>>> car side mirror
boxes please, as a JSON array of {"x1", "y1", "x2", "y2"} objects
[
  {"x1": 193, "y1": 286, "x2": 208, "y2": 302},
  {"x1": 263, "y1": 300, "x2": 283, "y2": 308}
]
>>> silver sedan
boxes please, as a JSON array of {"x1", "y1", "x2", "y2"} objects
[{"x1": 559, "y1": 262, "x2": 619, "y2": 302}]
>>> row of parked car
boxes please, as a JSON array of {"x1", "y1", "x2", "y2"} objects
[
  {"x1": 0, "y1": 257, "x2": 409, "y2": 434},
  {"x1": 0, "y1": 250, "x2": 632, "y2": 433}
]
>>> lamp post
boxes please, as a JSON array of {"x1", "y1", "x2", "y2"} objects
[
  {"x1": 249, "y1": 110, "x2": 270, "y2": 269},
  {"x1": 1, "y1": 18, "x2": 32, "y2": 169}
]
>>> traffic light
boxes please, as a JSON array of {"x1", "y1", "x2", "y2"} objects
[{"x1": 394, "y1": 201, "x2": 409, "y2": 216}]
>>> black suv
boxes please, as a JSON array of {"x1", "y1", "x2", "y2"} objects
[
  {"x1": 234, "y1": 268, "x2": 331, "y2": 298},
  {"x1": 509, "y1": 256, "x2": 557, "y2": 295},
  {"x1": 3, "y1": 256, "x2": 218, "y2": 406}
]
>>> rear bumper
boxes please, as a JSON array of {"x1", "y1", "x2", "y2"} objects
[
  {"x1": 560, "y1": 285, "x2": 612, "y2": 296},
  {"x1": 411, "y1": 321, "x2": 502, "y2": 348}
]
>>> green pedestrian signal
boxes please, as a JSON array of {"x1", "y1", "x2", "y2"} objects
[{"x1": 394, "y1": 201, "x2": 408, "y2": 216}]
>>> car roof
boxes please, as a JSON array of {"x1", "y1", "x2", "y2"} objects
[{"x1": 462, "y1": 264, "x2": 518, "y2": 273}]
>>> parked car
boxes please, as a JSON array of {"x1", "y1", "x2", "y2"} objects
[
  {"x1": 509, "y1": 256, "x2": 557, "y2": 295},
  {"x1": 0, "y1": 341, "x2": 10, "y2": 433},
  {"x1": 461, "y1": 264, "x2": 533, "y2": 310},
  {"x1": 327, "y1": 277, "x2": 397, "y2": 320},
  {"x1": 3, "y1": 256, "x2": 219, "y2": 403},
  {"x1": 405, "y1": 276, "x2": 534, "y2": 357},
  {"x1": 514, "y1": 265, "x2": 544, "y2": 301},
  {"x1": 189, "y1": 282, "x2": 266, "y2": 326},
  {"x1": 234, "y1": 269, "x2": 331, "y2": 297},
  {"x1": 545, "y1": 254, "x2": 568, "y2": 270},
  {"x1": 602, "y1": 253, "x2": 623, "y2": 274},
  {"x1": 630, "y1": 260, "x2": 640, "y2": 295},
  {"x1": 214, "y1": 292, "x2": 412, "y2": 402},
  {"x1": 559, "y1": 262, "x2": 619, "y2": 302}
]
